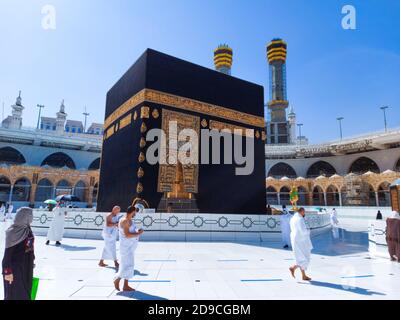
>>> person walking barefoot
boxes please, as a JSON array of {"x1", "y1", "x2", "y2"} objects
[
  {"x1": 113, "y1": 204, "x2": 144, "y2": 292},
  {"x1": 99, "y1": 206, "x2": 121, "y2": 269},
  {"x1": 289, "y1": 207, "x2": 313, "y2": 281}
]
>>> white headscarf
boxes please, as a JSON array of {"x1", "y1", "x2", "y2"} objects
[{"x1": 5, "y1": 207, "x2": 33, "y2": 249}]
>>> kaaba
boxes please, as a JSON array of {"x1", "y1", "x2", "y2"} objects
[{"x1": 97, "y1": 49, "x2": 266, "y2": 214}]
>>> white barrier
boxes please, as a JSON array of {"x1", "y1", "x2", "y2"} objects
[
  {"x1": 368, "y1": 220, "x2": 390, "y2": 259},
  {"x1": 31, "y1": 209, "x2": 331, "y2": 242}
]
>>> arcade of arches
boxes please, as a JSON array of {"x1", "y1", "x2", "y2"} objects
[
  {"x1": 266, "y1": 170, "x2": 398, "y2": 207},
  {"x1": 266, "y1": 156, "x2": 400, "y2": 207},
  {"x1": 0, "y1": 165, "x2": 99, "y2": 207},
  {"x1": 267, "y1": 157, "x2": 389, "y2": 180}
]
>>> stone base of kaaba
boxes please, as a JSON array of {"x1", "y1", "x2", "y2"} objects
[
  {"x1": 31, "y1": 209, "x2": 331, "y2": 242},
  {"x1": 157, "y1": 197, "x2": 199, "y2": 213}
]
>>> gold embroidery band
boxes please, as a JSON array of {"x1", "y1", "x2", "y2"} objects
[
  {"x1": 104, "y1": 89, "x2": 265, "y2": 130},
  {"x1": 105, "y1": 126, "x2": 115, "y2": 139},
  {"x1": 209, "y1": 120, "x2": 255, "y2": 138},
  {"x1": 119, "y1": 113, "x2": 132, "y2": 130}
]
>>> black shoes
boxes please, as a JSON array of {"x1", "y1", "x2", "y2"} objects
[
  {"x1": 283, "y1": 245, "x2": 289, "y2": 249},
  {"x1": 45, "y1": 240, "x2": 50, "y2": 245}
]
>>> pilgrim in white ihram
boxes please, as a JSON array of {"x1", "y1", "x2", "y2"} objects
[
  {"x1": 114, "y1": 204, "x2": 145, "y2": 292},
  {"x1": 289, "y1": 208, "x2": 313, "y2": 281},
  {"x1": 99, "y1": 206, "x2": 121, "y2": 268},
  {"x1": 46, "y1": 204, "x2": 66, "y2": 245}
]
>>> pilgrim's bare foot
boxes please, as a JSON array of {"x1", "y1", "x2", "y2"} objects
[
  {"x1": 113, "y1": 278, "x2": 121, "y2": 291},
  {"x1": 122, "y1": 280, "x2": 135, "y2": 292},
  {"x1": 289, "y1": 266, "x2": 296, "y2": 278},
  {"x1": 301, "y1": 271, "x2": 311, "y2": 281},
  {"x1": 123, "y1": 286, "x2": 135, "y2": 292},
  {"x1": 99, "y1": 260, "x2": 108, "y2": 267}
]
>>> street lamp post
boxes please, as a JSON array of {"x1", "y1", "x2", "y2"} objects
[
  {"x1": 297, "y1": 123, "x2": 303, "y2": 145},
  {"x1": 337, "y1": 117, "x2": 344, "y2": 141},
  {"x1": 36, "y1": 104, "x2": 45, "y2": 130},
  {"x1": 380, "y1": 106, "x2": 389, "y2": 132}
]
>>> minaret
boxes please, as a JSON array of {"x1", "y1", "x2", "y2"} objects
[
  {"x1": 9, "y1": 91, "x2": 24, "y2": 129},
  {"x1": 56, "y1": 99, "x2": 67, "y2": 133},
  {"x1": 267, "y1": 38, "x2": 288, "y2": 122},
  {"x1": 288, "y1": 106, "x2": 296, "y2": 144},
  {"x1": 214, "y1": 44, "x2": 233, "y2": 75}
]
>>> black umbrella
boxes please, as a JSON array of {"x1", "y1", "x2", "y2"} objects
[{"x1": 56, "y1": 194, "x2": 81, "y2": 202}]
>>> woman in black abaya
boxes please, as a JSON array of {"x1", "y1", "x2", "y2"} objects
[{"x1": 2, "y1": 207, "x2": 35, "y2": 300}]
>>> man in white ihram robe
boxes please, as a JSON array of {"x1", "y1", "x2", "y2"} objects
[
  {"x1": 289, "y1": 207, "x2": 313, "y2": 281},
  {"x1": 99, "y1": 206, "x2": 121, "y2": 269},
  {"x1": 330, "y1": 208, "x2": 340, "y2": 239},
  {"x1": 46, "y1": 204, "x2": 66, "y2": 246},
  {"x1": 6, "y1": 203, "x2": 13, "y2": 220},
  {"x1": 280, "y1": 205, "x2": 292, "y2": 249},
  {"x1": 114, "y1": 204, "x2": 145, "y2": 292},
  {"x1": 330, "y1": 208, "x2": 339, "y2": 226}
]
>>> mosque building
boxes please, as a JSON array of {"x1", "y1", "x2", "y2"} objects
[{"x1": 0, "y1": 92, "x2": 101, "y2": 209}]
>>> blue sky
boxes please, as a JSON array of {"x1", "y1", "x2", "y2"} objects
[{"x1": 0, "y1": 0, "x2": 399, "y2": 143}]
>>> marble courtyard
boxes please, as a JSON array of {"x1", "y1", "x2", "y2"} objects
[{"x1": 1, "y1": 214, "x2": 399, "y2": 300}]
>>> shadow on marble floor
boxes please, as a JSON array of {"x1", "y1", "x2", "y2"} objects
[
  {"x1": 116, "y1": 290, "x2": 168, "y2": 300},
  {"x1": 240, "y1": 228, "x2": 369, "y2": 257},
  {"x1": 134, "y1": 270, "x2": 149, "y2": 277},
  {"x1": 308, "y1": 228, "x2": 369, "y2": 256},
  {"x1": 60, "y1": 244, "x2": 97, "y2": 252},
  {"x1": 304, "y1": 280, "x2": 386, "y2": 296}
]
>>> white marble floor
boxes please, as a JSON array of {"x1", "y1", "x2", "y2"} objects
[{"x1": 0, "y1": 220, "x2": 399, "y2": 300}]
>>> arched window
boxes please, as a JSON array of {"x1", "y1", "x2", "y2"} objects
[
  {"x1": 349, "y1": 157, "x2": 380, "y2": 174},
  {"x1": 55, "y1": 180, "x2": 72, "y2": 196},
  {"x1": 280, "y1": 186, "x2": 291, "y2": 206},
  {"x1": 93, "y1": 183, "x2": 99, "y2": 203},
  {"x1": 0, "y1": 147, "x2": 26, "y2": 165},
  {"x1": 297, "y1": 186, "x2": 308, "y2": 206},
  {"x1": 378, "y1": 182, "x2": 390, "y2": 207},
  {"x1": 268, "y1": 163, "x2": 297, "y2": 179},
  {"x1": 307, "y1": 161, "x2": 337, "y2": 178},
  {"x1": 266, "y1": 186, "x2": 278, "y2": 205},
  {"x1": 88, "y1": 158, "x2": 100, "y2": 170},
  {"x1": 41, "y1": 153, "x2": 76, "y2": 169},
  {"x1": 73, "y1": 181, "x2": 86, "y2": 202},
  {"x1": 12, "y1": 178, "x2": 31, "y2": 202},
  {"x1": 35, "y1": 179, "x2": 54, "y2": 202},
  {"x1": 326, "y1": 185, "x2": 340, "y2": 206},
  {"x1": 0, "y1": 176, "x2": 11, "y2": 203},
  {"x1": 312, "y1": 186, "x2": 324, "y2": 206}
]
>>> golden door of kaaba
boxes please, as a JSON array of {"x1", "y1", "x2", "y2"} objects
[{"x1": 157, "y1": 109, "x2": 200, "y2": 212}]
